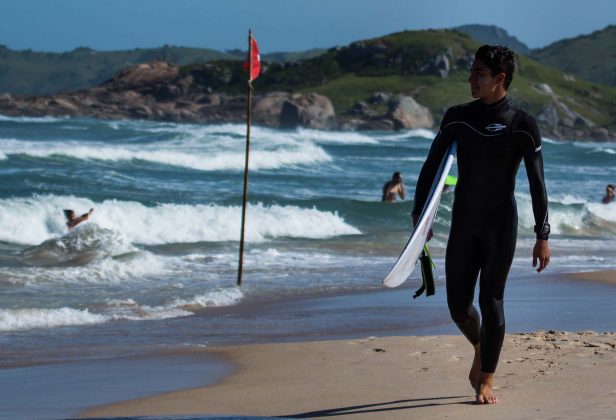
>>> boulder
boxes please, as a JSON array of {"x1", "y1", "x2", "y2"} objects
[
  {"x1": 537, "y1": 104, "x2": 559, "y2": 128},
  {"x1": 419, "y1": 54, "x2": 450, "y2": 78},
  {"x1": 263, "y1": 93, "x2": 336, "y2": 129},
  {"x1": 589, "y1": 128, "x2": 610, "y2": 141},
  {"x1": 349, "y1": 101, "x2": 372, "y2": 117},
  {"x1": 387, "y1": 95, "x2": 434, "y2": 130},
  {"x1": 535, "y1": 83, "x2": 555, "y2": 96},
  {"x1": 367, "y1": 92, "x2": 390, "y2": 105},
  {"x1": 253, "y1": 92, "x2": 289, "y2": 126},
  {"x1": 49, "y1": 97, "x2": 79, "y2": 113},
  {"x1": 102, "y1": 61, "x2": 178, "y2": 91}
]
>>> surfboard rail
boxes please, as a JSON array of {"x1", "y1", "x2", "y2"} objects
[{"x1": 383, "y1": 141, "x2": 457, "y2": 288}]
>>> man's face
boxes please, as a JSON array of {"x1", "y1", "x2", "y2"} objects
[{"x1": 468, "y1": 59, "x2": 502, "y2": 99}]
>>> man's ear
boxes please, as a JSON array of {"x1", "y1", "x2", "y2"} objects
[{"x1": 495, "y1": 72, "x2": 506, "y2": 87}]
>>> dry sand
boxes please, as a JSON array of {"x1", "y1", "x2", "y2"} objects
[
  {"x1": 81, "y1": 330, "x2": 616, "y2": 419},
  {"x1": 568, "y1": 270, "x2": 616, "y2": 286}
]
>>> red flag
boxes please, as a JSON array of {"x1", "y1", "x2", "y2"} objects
[{"x1": 243, "y1": 35, "x2": 261, "y2": 81}]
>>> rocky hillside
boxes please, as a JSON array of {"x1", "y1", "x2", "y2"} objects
[
  {"x1": 454, "y1": 24, "x2": 531, "y2": 55},
  {"x1": 532, "y1": 25, "x2": 616, "y2": 86},
  {"x1": 1, "y1": 29, "x2": 615, "y2": 140}
]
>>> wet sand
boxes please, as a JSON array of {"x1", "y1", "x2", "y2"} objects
[{"x1": 81, "y1": 331, "x2": 616, "y2": 419}]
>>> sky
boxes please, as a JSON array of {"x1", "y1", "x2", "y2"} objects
[{"x1": 0, "y1": 0, "x2": 614, "y2": 53}]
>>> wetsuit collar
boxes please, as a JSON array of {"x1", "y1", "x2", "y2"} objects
[{"x1": 479, "y1": 95, "x2": 510, "y2": 111}]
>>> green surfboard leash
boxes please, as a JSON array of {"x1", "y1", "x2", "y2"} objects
[{"x1": 413, "y1": 244, "x2": 436, "y2": 299}]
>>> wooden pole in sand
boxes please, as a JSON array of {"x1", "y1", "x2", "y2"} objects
[{"x1": 237, "y1": 29, "x2": 254, "y2": 287}]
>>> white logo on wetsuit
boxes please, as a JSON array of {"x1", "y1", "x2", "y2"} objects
[{"x1": 485, "y1": 123, "x2": 507, "y2": 132}]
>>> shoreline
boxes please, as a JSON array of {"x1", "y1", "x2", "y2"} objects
[
  {"x1": 4, "y1": 269, "x2": 616, "y2": 418},
  {"x1": 81, "y1": 331, "x2": 616, "y2": 419}
]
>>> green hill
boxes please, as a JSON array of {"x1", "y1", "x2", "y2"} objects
[
  {"x1": 532, "y1": 25, "x2": 616, "y2": 86},
  {"x1": 200, "y1": 29, "x2": 615, "y2": 130},
  {"x1": 0, "y1": 45, "x2": 324, "y2": 95},
  {"x1": 0, "y1": 45, "x2": 236, "y2": 95}
]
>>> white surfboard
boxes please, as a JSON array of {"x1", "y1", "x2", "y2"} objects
[{"x1": 383, "y1": 141, "x2": 457, "y2": 288}]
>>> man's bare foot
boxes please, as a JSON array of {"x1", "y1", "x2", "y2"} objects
[
  {"x1": 475, "y1": 372, "x2": 498, "y2": 404},
  {"x1": 468, "y1": 344, "x2": 481, "y2": 390}
]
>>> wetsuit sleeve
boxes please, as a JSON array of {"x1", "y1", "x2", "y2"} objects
[
  {"x1": 516, "y1": 114, "x2": 550, "y2": 240},
  {"x1": 412, "y1": 111, "x2": 456, "y2": 216}
]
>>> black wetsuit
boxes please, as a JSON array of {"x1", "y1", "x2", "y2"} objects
[{"x1": 412, "y1": 96, "x2": 549, "y2": 373}]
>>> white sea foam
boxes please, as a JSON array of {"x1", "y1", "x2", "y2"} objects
[
  {"x1": 93, "y1": 201, "x2": 361, "y2": 245},
  {"x1": 396, "y1": 128, "x2": 436, "y2": 139},
  {"x1": 0, "y1": 195, "x2": 361, "y2": 246},
  {"x1": 550, "y1": 194, "x2": 588, "y2": 205},
  {"x1": 0, "y1": 307, "x2": 107, "y2": 332},
  {"x1": 170, "y1": 287, "x2": 244, "y2": 309},
  {"x1": 0, "y1": 114, "x2": 66, "y2": 123},
  {"x1": 0, "y1": 138, "x2": 331, "y2": 171},
  {"x1": 586, "y1": 202, "x2": 616, "y2": 224},
  {"x1": 294, "y1": 128, "x2": 378, "y2": 145},
  {"x1": 517, "y1": 193, "x2": 616, "y2": 236},
  {"x1": 0, "y1": 287, "x2": 243, "y2": 332},
  {"x1": 2, "y1": 251, "x2": 166, "y2": 286}
]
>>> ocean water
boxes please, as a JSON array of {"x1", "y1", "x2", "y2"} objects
[{"x1": 0, "y1": 115, "x2": 615, "y2": 368}]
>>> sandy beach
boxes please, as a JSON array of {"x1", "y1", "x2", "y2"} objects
[
  {"x1": 78, "y1": 270, "x2": 616, "y2": 419},
  {"x1": 80, "y1": 330, "x2": 616, "y2": 419}
]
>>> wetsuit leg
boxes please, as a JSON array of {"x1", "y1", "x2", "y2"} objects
[
  {"x1": 445, "y1": 218, "x2": 481, "y2": 345},
  {"x1": 477, "y1": 200, "x2": 518, "y2": 373}
]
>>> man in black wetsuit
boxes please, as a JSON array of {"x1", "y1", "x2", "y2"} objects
[{"x1": 412, "y1": 45, "x2": 551, "y2": 404}]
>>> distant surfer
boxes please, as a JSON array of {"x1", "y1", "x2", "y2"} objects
[
  {"x1": 64, "y1": 208, "x2": 94, "y2": 230},
  {"x1": 411, "y1": 45, "x2": 551, "y2": 404},
  {"x1": 602, "y1": 184, "x2": 615, "y2": 204},
  {"x1": 382, "y1": 172, "x2": 405, "y2": 202}
]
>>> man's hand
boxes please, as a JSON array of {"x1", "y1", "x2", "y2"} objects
[
  {"x1": 532, "y1": 239, "x2": 551, "y2": 272},
  {"x1": 412, "y1": 213, "x2": 433, "y2": 241}
]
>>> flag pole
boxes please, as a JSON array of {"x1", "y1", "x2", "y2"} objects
[{"x1": 237, "y1": 29, "x2": 254, "y2": 287}]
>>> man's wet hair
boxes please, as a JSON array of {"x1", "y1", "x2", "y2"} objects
[
  {"x1": 392, "y1": 171, "x2": 402, "y2": 181},
  {"x1": 475, "y1": 45, "x2": 516, "y2": 90}
]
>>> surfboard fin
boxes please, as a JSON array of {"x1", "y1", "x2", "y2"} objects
[{"x1": 413, "y1": 244, "x2": 436, "y2": 298}]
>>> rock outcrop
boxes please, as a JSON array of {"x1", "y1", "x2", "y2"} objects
[
  {"x1": 531, "y1": 83, "x2": 612, "y2": 140},
  {"x1": 254, "y1": 92, "x2": 336, "y2": 129},
  {"x1": 339, "y1": 94, "x2": 434, "y2": 131},
  {"x1": 387, "y1": 95, "x2": 434, "y2": 129},
  {"x1": 0, "y1": 62, "x2": 337, "y2": 130},
  {"x1": 419, "y1": 54, "x2": 450, "y2": 78}
]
